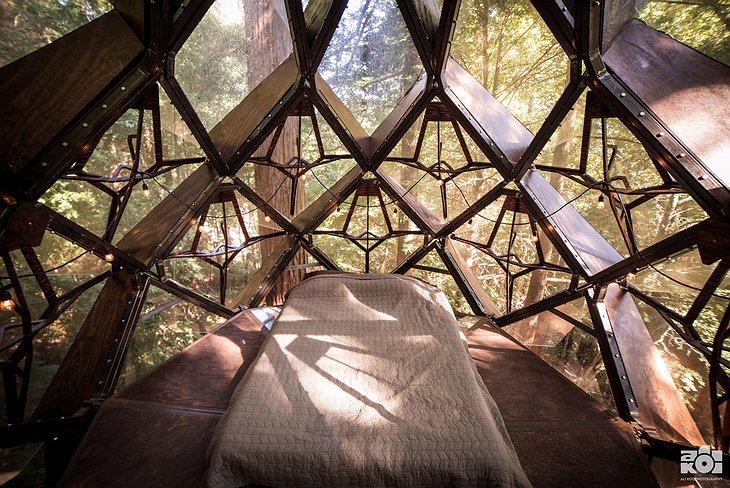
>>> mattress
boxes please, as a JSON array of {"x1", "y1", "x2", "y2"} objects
[{"x1": 205, "y1": 274, "x2": 532, "y2": 487}]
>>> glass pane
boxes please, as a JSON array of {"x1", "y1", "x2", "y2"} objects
[
  {"x1": 638, "y1": 1, "x2": 730, "y2": 65},
  {"x1": 160, "y1": 86, "x2": 206, "y2": 160},
  {"x1": 504, "y1": 299, "x2": 616, "y2": 413},
  {"x1": 409, "y1": 250, "x2": 470, "y2": 314},
  {"x1": 175, "y1": 0, "x2": 293, "y2": 130},
  {"x1": 117, "y1": 286, "x2": 223, "y2": 390},
  {"x1": 40, "y1": 179, "x2": 111, "y2": 238},
  {"x1": 636, "y1": 299, "x2": 714, "y2": 441},
  {"x1": 451, "y1": 0, "x2": 570, "y2": 133},
  {"x1": 319, "y1": 0, "x2": 424, "y2": 133},
  {"x1": 0, "y1": 281, "x2": 104, "y2": 424},
  {"x1": 533, "y1": 90, "x2": 586, "y2": 171},
  {"x1": 536, "y1": 105, "x2": 708, "y2": 254},
  {"x1": 0, "y1": 0, "x2": 112, "y2": 68},
  {"x1": 632, "y1": 248, "x2": 728, "y2": 322}
]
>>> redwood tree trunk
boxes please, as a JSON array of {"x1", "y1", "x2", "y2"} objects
[{"x1": 246, "y1": 0, "x2": 305, "y2": 304}]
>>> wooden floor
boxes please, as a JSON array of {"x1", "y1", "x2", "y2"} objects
[{"x1": 60, "y1": 311, "x2": 656, "y2": 487}]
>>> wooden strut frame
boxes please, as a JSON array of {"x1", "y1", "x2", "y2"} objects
[{"x1": 0, "y1": 0, "x2": 728, "y2": 481}]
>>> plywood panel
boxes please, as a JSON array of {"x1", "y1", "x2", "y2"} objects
[
  {"x1": 0, "y1": 11, "x2": 143, "y2": 174},
  {"x1": 442, "y1": 58, "x2": 533, "y2": 164},
  {"x1": 604, "y1": 20, "x2": 730, "y2": 190},
  {"x1": 209, "y1": 56, "x2": 300, "y2": 162}
]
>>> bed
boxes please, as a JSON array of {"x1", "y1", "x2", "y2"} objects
[{"x1": 205, "y1": 274, "x2": 532, "y2": 487}]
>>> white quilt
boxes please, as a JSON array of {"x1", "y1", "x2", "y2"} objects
[{"x1": 206, "y1": 274, "x2": 532, "y2": 487}]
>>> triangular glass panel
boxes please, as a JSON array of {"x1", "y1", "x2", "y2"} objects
[
  {"x1": 3, "y1": 280, "x2": 105, "y2": 422},
  {"x1": 116, "y1": 285, "x2": 225, "y2": 390},
  {"x1": 503, "y1": 297, "x2": 615, "y2": 413},
  {"x1": 638, "y1": 2, "x2": 730, "y2": 65},
  {"x1": 632, "y1": 248, "x2": 729, "y2": 341},
  {"x1": 0, "y1": 2, "x2": 113, "y2": 68},
  {"x1": 175, "y1": 0, "x2": 293, "y2": 130},
  {"x1": 634, "y1": 298, "x2": 715, "y2": 441},
  {"x1": 451, "y1": 0, "x2": 570, "y2": 133},
  {"x1": 319, "y1": 0, "x2": 424, "y2": 133}
]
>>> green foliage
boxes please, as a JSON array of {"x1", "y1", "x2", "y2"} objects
[
  {"x1": 639, "y1": 0, "x2": 730, "y2": 65},
  {"x1": 0, "y1": 0, "x2": 111, "y2": 67},
  {"x1": 319, "y1": 0, "x2": 423, "y2": 133}
]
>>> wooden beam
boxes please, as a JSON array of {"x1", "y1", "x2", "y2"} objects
[
  {"x1": 285, "y1": 0, "x2": 311, "y2": 74},
  {"x1": 116, "y1": 164, "x2": 221, "y2": 266},
  {"x1": 44, "y1": 206, "x2": 147, "y2": 270},
  {"x1": 210, "y1": 56, "x2": 301, "y2": 167},
  {"x1": 513, "y1": 75, "x2": 585, "y2": 180},
  {"x1": 369, "y1": 73, "x2": 433, "y2": 168},
  {"x1": 231, "y1": 235, "x2": 300, "y2": 308},
  {"x1": 438, "y1": 237, "x2": 499, "y2": 316},
  {"x1": 441, "y1": 58, "x2": 532, "y2": 177},
  {"x1": 160, "y1": 72, "x2": 226, "y2": 174},
  {"x1": 436, "y1": 181, "x2": 508, "y2": 237},
  {"x1": 395, "y1": 0, "x2": 441, "y2": 72},
  {"x1": 312, "y1": 74, "x2": 371, "y2": 165},
  {"x1": 169, "y1": 0, "x2": 216, "y2": 52},
  {"x1": 529, "y1": 0, "x2": 577, "y2": 59},
  {"x1": 33, "y1": 270, "x2": 149, "y2": 419},
  {"x1": 303, "y1": 0, "x2": 347, "y2": 71},
  {"x1": 600, "y1": 20, "x2": 730, "y2": 216},
  {"x1": 147, "y1": 276, "x2": 236, "y2": 319},
  {"x1": 592, "y1": 284, "x2": 705, "y2": 446},
  {"x1": 0, "y1": 11, "x2": 147, "y2": 198},
  {"x1": 376, "y1": 168, "x2": 445, "y2": 236},
  {"x1": 518, "y1": 168, "x2": 623, "y2": 277},
  {"x1": 432, "y1": 0, "x2": 459, "y2": 76},
  {"x1": 115, "y1": 0, "x2": 146, "y2": 42},
  {"x1": 292, "y1": 165, "x2": 363, "y2": 233}
]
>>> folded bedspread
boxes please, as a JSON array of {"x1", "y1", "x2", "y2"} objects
[{"x1": 206, "y1": 274, "x2": 531, "y2": 488}]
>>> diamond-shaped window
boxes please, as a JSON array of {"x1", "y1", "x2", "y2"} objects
[
  {"x1": 175, "y1": 0, "x2": 293, "y2": 130},
  {"x1": 319, "y1": 0, "x2": 424, "y2": 134},
  {"x1": 451, "y1": 0, "x2": 570, "y2": 133}
]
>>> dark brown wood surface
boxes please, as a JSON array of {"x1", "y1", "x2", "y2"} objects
[
  {"x1": 116, "y1": 164, "x2": 220, "y2": 265},
  {"x1": 60, "y1": 312, "x2": 265, "y2": 487},
  {"x1": 604, "y1": 20, "x2": 730, "y2": 191},
  {"x1": 33, "y1": 271, "x2": 139, "y2": 420},
  {"x1": 0, "y1": 11, "x2": 142, "y2": 175},
  {"x1": 442, "y1": 58, "x2": 533, "y2": 165},
  {"x1": 519, "y1": 168, "x2": 623, "y2": 276},
  {"x1": 602, "y1": 283, "x2": 705, "y2": 446},
  {"x1": 60, "y1": 314, "x2": 656, "y2": 487},
  {"x1": 209, "y1": 56, "x2": 300, "y2": 162}
]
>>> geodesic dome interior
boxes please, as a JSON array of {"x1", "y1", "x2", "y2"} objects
[{"x1": 0, "y1": 0, "x2": 729, "y2": 484}]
